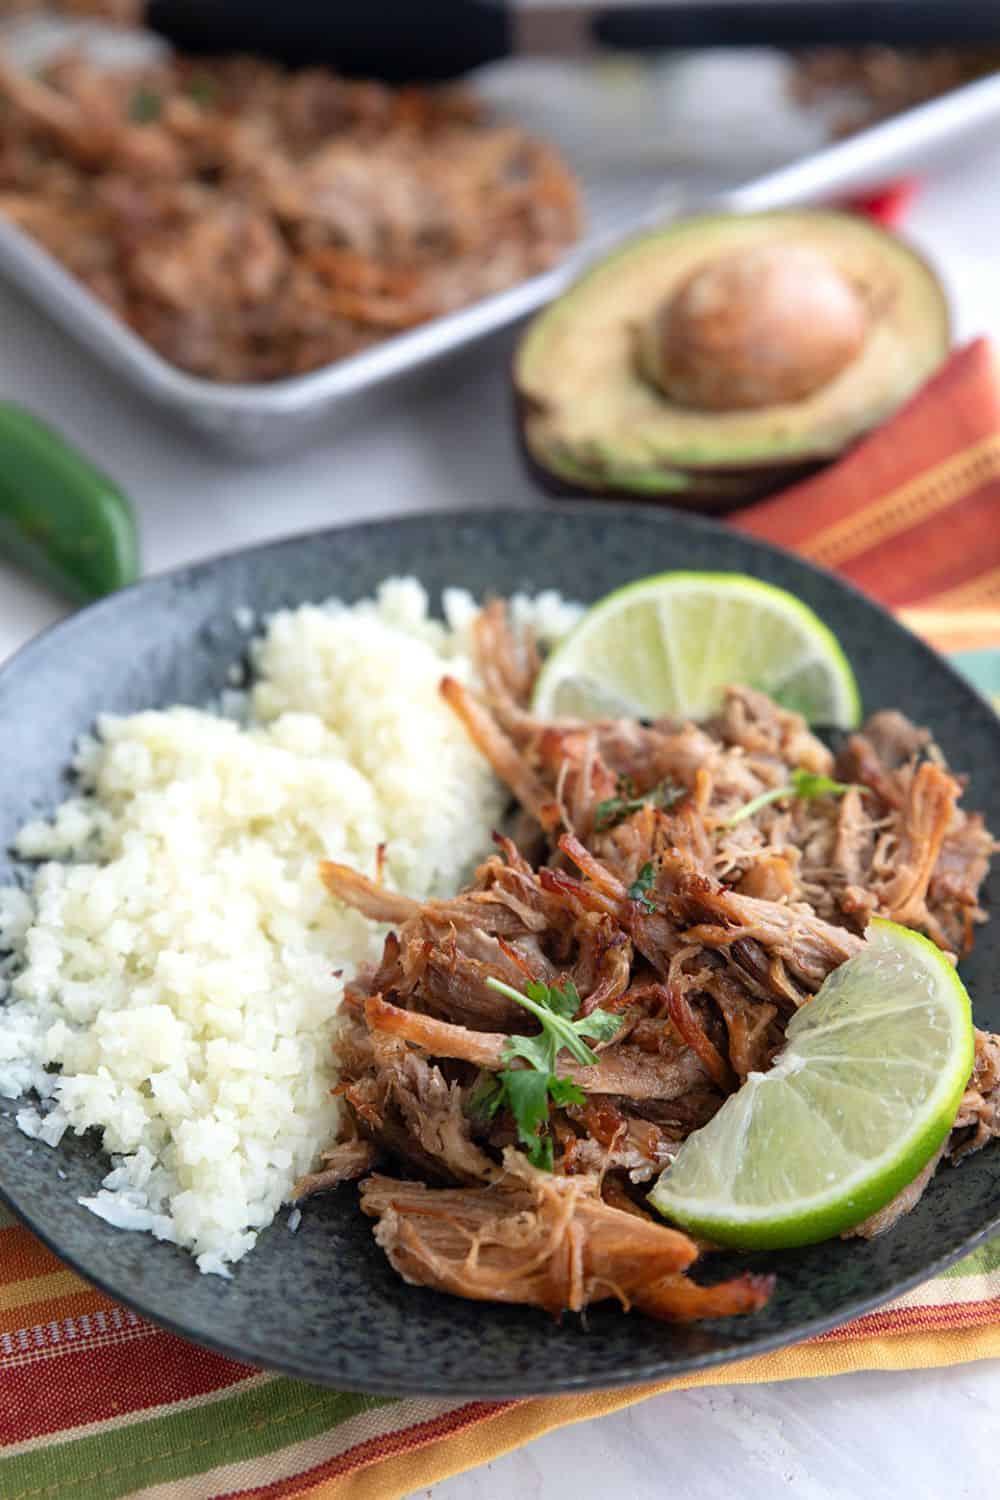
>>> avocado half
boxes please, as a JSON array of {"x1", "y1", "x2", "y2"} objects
[
  {"x1": 514, "y1": 208, "x2": 950, "y2": 507},
  {"x1": 516, "y1": 423, "x2": 818, "y2": 512}
]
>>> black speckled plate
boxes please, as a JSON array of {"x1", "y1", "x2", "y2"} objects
[{"x1": 1, "y1": 505, "x2": 998, "y2": 1398}]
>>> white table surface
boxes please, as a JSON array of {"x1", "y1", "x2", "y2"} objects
[{"x1": 2, "y1": 124, "x2": 1000, "y2": 1500}]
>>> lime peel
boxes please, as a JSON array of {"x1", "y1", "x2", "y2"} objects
[
  {"x1": 532, "y1": 571, "x2": 861, "y2": 728},
  {"x1": 647, "y1": 920, "x2": 974, "y2": 1249}
]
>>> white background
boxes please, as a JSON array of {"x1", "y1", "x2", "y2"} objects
[{"x1": 1, "y1": 72, "x2": 1000, "y2": 1500}]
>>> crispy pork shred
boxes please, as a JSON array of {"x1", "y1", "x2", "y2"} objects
[
  {"x1": 293, "y1": 1139, "x2": 378, "y2": 1202},
  {"x1": 953, "y1": 1029, "x2": 1000, "y2": 1157},
  {"x1": 360, "y1": 1151, "x2": 773, "y2": 1322},
  {"x1": 312, "y1": 599, "x2": 996, "y2": 1322},
  {"x1": 0, "y1": 51, "x2": 579, "y2": 382}
]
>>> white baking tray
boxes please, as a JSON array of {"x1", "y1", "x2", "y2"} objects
[{"x1": 2, "y1": 24, "x2": 1000, "y2": 456}]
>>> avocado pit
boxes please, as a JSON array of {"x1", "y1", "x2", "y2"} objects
[
  {"x1": 645, "y1": 244, "x2": 869, "y2": 412},
  {"x1": 513, "y1": 207, "x2": 951, "y2": 506}
]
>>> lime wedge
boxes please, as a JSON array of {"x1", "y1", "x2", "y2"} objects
[
  {"x1": 532, "y1": 572, "x2": 861, "y2": 727},
  {"x1": 647, "y1": 920, "x2": 975, "y2": 1249}
]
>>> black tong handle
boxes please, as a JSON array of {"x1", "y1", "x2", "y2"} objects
[
  {"x1": 145, "y1": 0, "x2": 1000, "y2": 82},
  {"x1": 145, "y1": 0, "x2": 512, "y2": 80}
]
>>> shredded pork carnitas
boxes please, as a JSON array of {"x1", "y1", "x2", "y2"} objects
[
  {"x1": 0, "y1": 51, "x2": 579, "y2": 381},
  {"x1": 307, "y1": 600, "x2": 997, "y2": 1325}
]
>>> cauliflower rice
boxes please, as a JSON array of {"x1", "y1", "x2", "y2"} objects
[{"x1": 0, "y1": 578, "x2": 580, "y2": 1275}]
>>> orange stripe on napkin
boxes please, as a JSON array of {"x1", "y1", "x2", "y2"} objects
[
  {"x1": 898, "y1": 607, "x2": 1000, "y2": 654},
  {"x1": 0, "y1": 1225, "x2": 68, "y2": 1285},
  {"x1": 0, "y1": 1270, "x2": 84, "y2": 1320},
  {"x1": 734, "y1": 339, "x2": 1000, "y2": 606},
  {"x1": 919, "y1": 572, "x2": 1000, "y2": 611}
]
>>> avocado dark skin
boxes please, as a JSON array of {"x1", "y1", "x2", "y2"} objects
[
  {"x1": 514, "y1": 209, "x2": 950, "y2": 508},
  {"x1": 513, "y1": 390, "x2": 819, "y2": 515}
]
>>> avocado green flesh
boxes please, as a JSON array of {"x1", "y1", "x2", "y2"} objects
[
  {"x1": 523, "y1": 420, "x2": 814, "y2": 511},
  {"x1": 530, "y1": 434, "x2": 769, "y2": 498},
  {"x1": 516, "y1": 209, "x2": 950, "y2": 487}
]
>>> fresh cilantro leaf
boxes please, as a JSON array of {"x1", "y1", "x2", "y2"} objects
[
  {"x1": 503, "y1": 1030, "x2": 555, "y2": 1074},
  {"x1": 627, "y1": 861, "x2": 657, "y2": 912},
  {"x1": 472, "y1": 1064, "x2": 563, "y2": 1167},
  {"x1": 487, "y1": 976, "x2": 620, "y2": 1068},
  {"x1": 531, "y1": 977, "x2": 579, "y2": 1020},
  {"x1": 789, "y1": 768, "x2": 854, "y2": 800},
  {"x1": 470, "y1": 1066, "x2": 555, "y2": 1164},
  {"x1": 482, "y1": 976, "x2": 625, "y2": 1171},
  {"x1": 722, "y1": 767, "x2": 856, "y2": 828},
  {"x1": 470, "y1": 1065, "x2": 554, "y2": 1161},
  {"x1": 576, "y1": 1009, "x2": 624, "y2": 1045},
  {"x1": 594, "y1": 777, "x2": 686, "y2": 831},
  {"x1": 129, "y1": 87, "x2": 161, "y2": 123},
  {"x1": 594, "y1": 793, "x2": 643, "y2": 831},
  {"x1": 468, "y1": 1071, "x2": 504, "y2": 1120},
  {"x1": 547, "y1": 1076, "x2": 586, "y2": 1107},
  {"x1": 503, "y1": 1069, "x2": 552, "y2": 1147},
  {"x1": 526, "y1": 1134, "x2": 554, "y2": 1171}
]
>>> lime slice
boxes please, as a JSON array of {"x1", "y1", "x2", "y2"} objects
[
  {"x1": 647, "y1": 920, "x2": 975, "y2": 1249},
  {"x1": 532, "y1": 572, "x2": 861, "y2": 726}
]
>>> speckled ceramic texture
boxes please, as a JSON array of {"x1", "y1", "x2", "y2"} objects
[{"x1": 1, "y1": 505, "x2": 998, "y2": 1398}]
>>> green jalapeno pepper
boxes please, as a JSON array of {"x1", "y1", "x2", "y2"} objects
[{"x1": 0, "y1": 403, "x2": 140, "y2": 603}]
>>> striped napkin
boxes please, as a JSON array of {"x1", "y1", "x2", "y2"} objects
[{"x1": 2, "y1": 338, "x2": 1000, "y2": 1500}]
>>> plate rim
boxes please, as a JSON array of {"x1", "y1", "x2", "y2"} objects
[
  {"x1": 1, "y1": 500, "x2": 999, "y2": 1397},
  {"x1": 2, "y1": 1168, "x2": 999, "y2": 1397}
]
